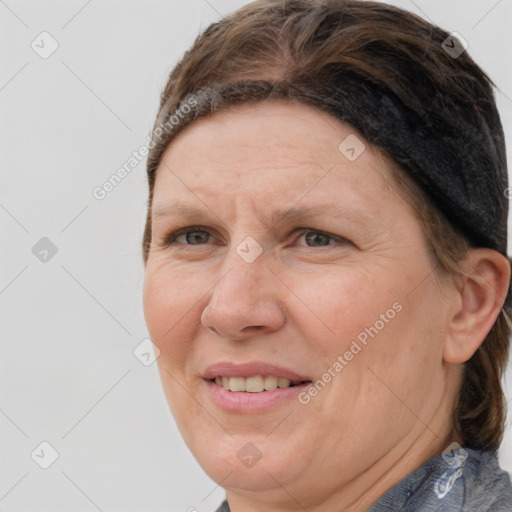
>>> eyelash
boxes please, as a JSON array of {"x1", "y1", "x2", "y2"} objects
[{"x1": 162, "y1": 225, "x2": 347, "y2": 248}]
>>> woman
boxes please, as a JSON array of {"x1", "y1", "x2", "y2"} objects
[{"x1": 142, "y1": 1, "x2": 512, "y2": 510}]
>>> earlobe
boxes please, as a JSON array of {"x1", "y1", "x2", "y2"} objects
[{"x1": 443, "y1": 249, "x2": 511, "y2": 364}]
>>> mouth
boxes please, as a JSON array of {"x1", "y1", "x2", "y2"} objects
[
  {"x1": 202, "y1": 362, "x2": 312, "y2": 412},
  {"x1": 210, "y1": 375, "x2": 311, "y2": 393}
]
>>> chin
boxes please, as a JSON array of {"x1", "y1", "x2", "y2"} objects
[
  {"x1": 201, "y1": 449, "x2": 292, "y2": 492},
  {"x1": 186, "y1": 429, "x2": 303, "y2": 492}
]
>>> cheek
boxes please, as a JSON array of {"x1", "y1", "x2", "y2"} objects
[
  {"x1": 143, "y1": 264, "x2": 205, "y2": 429},
  {"x1": 283, "y1": 263, "x2": 403, "y2": 350},
  {"x1": 289, "y1": 259, "x2": 444, "y2": 406},
  {"x1": 142, "y1": 262, "x2": 204, "y2": 365}
]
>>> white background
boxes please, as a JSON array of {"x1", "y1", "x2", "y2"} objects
[{"x1": 1, "y1": 1, "x2": 511, "y2": 511}]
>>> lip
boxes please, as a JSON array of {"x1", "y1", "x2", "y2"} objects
[
  {"x1": 203, "y1": 361, "x2": 311, "y2": 381},
  {"x1": 202, "y1": 361, "x2": 312, "y2": 413},
  {"x1": 203, "y1": 379, "x2": 311, "y2": 413}
]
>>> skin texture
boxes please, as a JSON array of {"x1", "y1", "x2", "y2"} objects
[{"x1": 143, "y1": 100, "x2": 510, "y2": 512}]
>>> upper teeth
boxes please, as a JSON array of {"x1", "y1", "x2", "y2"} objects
[{"x1": 214, "y1": 376, "x2": 301, "y2": 392}]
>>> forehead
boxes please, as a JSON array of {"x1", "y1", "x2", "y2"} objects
[
  {"x1": 151, "y1": 100, "x2": 400, "y2": 219},
  {"x1": 162, "y1": 100, "x2": 354, "y2": 164}
]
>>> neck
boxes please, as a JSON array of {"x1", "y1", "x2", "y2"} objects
[{"x1": 224, "y1": 381, "x2": 461, "y2": 512}]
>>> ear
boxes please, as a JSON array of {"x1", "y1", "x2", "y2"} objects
[{"x1": 443, "y1": 248, "x2": 511, "y2": 364}]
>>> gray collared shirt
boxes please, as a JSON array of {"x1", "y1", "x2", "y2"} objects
[{"x1": 215, "y1": 447, "x2": 512, "y2": 511}]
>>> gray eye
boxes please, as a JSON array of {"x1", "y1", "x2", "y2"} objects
[
  {"x1": 176, "y1": 230, "x2": 211, "y2": 244},
  {"x1": 301, "y1": 231, "x2": 333, "y2": 247}
]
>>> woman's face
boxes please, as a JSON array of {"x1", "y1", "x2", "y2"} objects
[{"x1": 143, "y1": 101, "x2": 457, "y2": 506}]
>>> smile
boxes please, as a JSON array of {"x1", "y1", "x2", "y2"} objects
[
  {"x1": 202, "y1": 362, "x2": 313, "y2": 412},
  {"x1": 211, "y1": 375, "x2": 307, "y2": 392}
]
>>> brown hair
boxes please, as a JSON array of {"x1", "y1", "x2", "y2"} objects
[
  {"x1": 142, "y1": 0, "x2": 511, "y2": 451},
  {"x1": 378, "y1": 154, "x2": 512, "y2": 452}
]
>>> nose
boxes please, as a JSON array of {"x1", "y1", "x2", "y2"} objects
[{"x1": 200, "y1": 253, "x2": 287, "y2": 341}]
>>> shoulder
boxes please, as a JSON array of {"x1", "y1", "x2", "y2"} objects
[
  {"x1": 370, "y1": 447, "x2": 512, "y2": 511},
  {"x1": 464, "y1": 449, "x2": 512, "y2": 511},
  {"x1": 214, "y1": 500, "x2": 230, "y2": 512}
]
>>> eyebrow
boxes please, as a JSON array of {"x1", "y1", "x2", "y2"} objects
[{"x1": 152, "y1": 203, "x2": 369, "y2": 230}]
